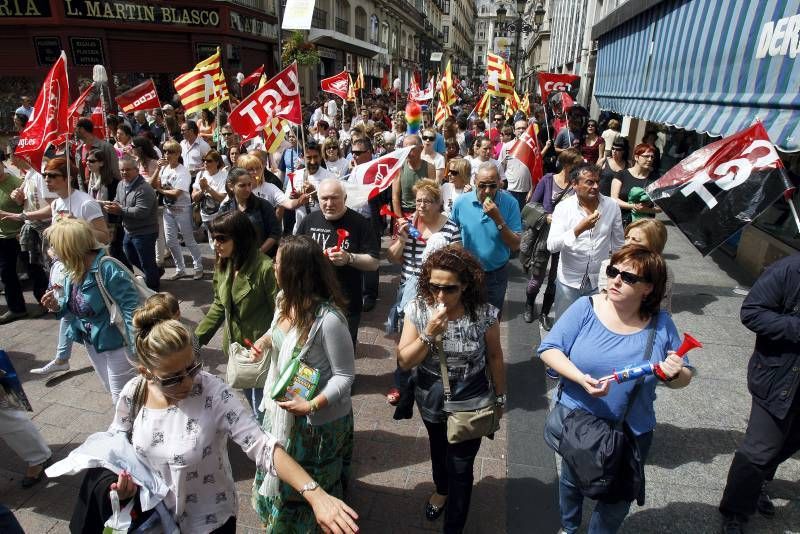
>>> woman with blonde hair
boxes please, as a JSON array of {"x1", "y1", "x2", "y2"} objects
[
  {"x1": 70, "y1": 304, "x2": 359, "y2": 533},
  {"x1": 440, "y1": 158, "x2": 472, "y2": 216},
  {"x1": 322, "y1": 137, "x2": 348, "y2": 178},
  {"x1": 40, "y1": 218, "x2": 139, "y2": 405},
  {"x1": 420, "y1": 127, "x2": 446, "y2": 182}
]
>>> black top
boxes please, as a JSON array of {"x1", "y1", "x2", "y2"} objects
[
  {"x1": 615, "y1": 169, "x2": 656, "y2": 221},
  {"x1": 741, "y1": 252, "x2": 800, "y2": 419},
  {"x1": 218, "y1": 195, "x2": 281, "y2": 255},
  {"x1": 599, "y1": 159, "x2": 622, "y2": 197},
  {"x1": 297, "y1": 208, "x2": 379, "y2": 314}
]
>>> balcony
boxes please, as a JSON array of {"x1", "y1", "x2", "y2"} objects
[
  {"x1": 355, "y1": 25, "x2": 366, "y2": 40},
  {"x1": 312, "y1": 7, "x2": 327, "y2": 29},
  {"x1": 226, "y1": 0, "x2": 268, "y2": 12},
  {"x1": 336, "y1": 17, "x2": 349, "y2": 34}
]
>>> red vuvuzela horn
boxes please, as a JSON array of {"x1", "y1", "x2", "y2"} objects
[
  {"x1": 675, "y1": 333, "x2": 702, "y2": 357},
  {"x1": 336, "y1": 228, "x2": 350, "y2": 249},
  {"x1": 380, "y1": 204, "x2": 400, "y2": 218}
]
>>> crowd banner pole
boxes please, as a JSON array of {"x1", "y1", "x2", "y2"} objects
[
  {"x1": 543, "y1": 104, "x2": 551, "y2": 142},
  {"x1": 787, "y1": 189, "x2": 800, "y2": 234}
]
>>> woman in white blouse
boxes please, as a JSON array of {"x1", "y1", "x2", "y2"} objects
[
  {"x1": 105, "y1": 308, "x2": 358, "y2": 534},
  {"x1": 420, "y1": 127, "x2": 445, "y2": 182}
]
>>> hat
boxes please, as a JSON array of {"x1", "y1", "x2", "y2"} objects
[{"x1": 162, "y1": 104, "x2": 174, "y2": 111}]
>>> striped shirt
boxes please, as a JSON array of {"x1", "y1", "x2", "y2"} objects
[{"x1": 401, "y1": 219, "x2": 459, "y2": 280}]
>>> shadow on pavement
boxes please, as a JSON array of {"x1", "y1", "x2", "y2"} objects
[
  {"x1": 647, "y1": 424, "x2": 743, "y2": 469},
  {"x1": 44, "y1": 366, "x2": 94, "y2": 387}
]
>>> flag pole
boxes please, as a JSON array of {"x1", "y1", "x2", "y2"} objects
[{"x1": 786, "y1": 189, "x2": 800, "y2": 234}]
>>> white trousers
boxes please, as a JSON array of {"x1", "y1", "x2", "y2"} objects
[
  {"x1": 0, "y1": 408, "x2": 51, "y2": 466},
  {"x1": 84, "y1": 344, "x2": 135, "y2": 406},
  {"x1": 163, "y1": 206, "x2": 203, "y2": 271},
  {"x1": 154, "y1": 205, "x2": 168, "y2": 265}
]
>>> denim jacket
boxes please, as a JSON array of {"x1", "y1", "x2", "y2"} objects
[{"x1": 56, "y1": 250, "x2": 139, "y2": 352}]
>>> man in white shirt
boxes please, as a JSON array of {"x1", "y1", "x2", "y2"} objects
[
  {"x1": 179, "y1": 120, "x2": 211, "y2": 175},
  {"x1": 291, "y1": 140, "x2": 336, "y2": 234},
  {"x1": 470, "y1": 137, "x2": 505, "y2": 185},
  {"x1": 325, "y1": 94, "x2": 338, "y2": 124},
  {"x1": 547, "y1": 164, "x2": 624, "y2": 322},
  {"x1": 500, "y1": 120, "x2": 533, "y2": 211}
]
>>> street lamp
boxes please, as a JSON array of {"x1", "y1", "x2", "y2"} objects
[{"x1": 494, "y1": 2, "x2": 545, "y2": 82}]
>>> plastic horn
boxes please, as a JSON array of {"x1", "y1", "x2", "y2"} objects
[
  {"x1": 335, "y1": 228, "x2": 350, "y2": 250},
  {"x1": 243, "y1": 338, "x2": 261, "y2": 356},
  {"x1": 599, "y1": 333, "x2": 702, "y2": 384},
  {"x1": 675, "y1": 333, "x2": 703, "y2": 357},
  {"x1": 287, "y1": 171, "x2": 296, "y2": 194},
  {"x1": 380, "y1": 204, "x2": 425, "y2": 242}
]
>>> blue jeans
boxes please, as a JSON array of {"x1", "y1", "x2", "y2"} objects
[
  {"x1": 485, "y1": 263, "x2": 509, "y2": 315},
  {"x1": 554, "y1": 279, "x2": 598, "y2": 321},
  {"x1": 123, "y1": 231, "x2": 160, "y2": 291},
  {"x1": 559, "y1": 431, "x2": 654, "y2": 534},
  {"x1": 243, "y1": 387, "x2": 264, "y2": 424},
  {"x1": 55, "y1": 316, "x2": 74, "y2": 362}
]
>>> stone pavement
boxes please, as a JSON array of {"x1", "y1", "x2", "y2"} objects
[{"x1": 1, "y1": 223, "x2": 799, "y2": 533}]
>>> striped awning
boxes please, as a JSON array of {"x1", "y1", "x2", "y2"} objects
[{"x1": 594, "y1": 0, "x2": 800, "y2": 152}]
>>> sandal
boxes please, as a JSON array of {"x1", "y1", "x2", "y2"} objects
[{"x1": 386, "y1": 387, "x2": 401, "y2": 406}]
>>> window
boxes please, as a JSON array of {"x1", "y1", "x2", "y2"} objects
[{"x1": 443, "y1": 25, "x2": 449, "y2": 44}]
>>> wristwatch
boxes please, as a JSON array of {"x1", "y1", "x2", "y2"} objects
[
  {"x1": 496, "y1": 222, "x2": 505, "y2": 231},
  {"x1": 299, "y1": 480, "x2": 319, "y2": 496},
  {"x1": 495, "y1": 394, "x2": 506, "y2": 407}
]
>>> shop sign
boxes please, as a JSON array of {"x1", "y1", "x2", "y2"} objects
[
  {"x1": 0, "y1": 0, "x2": 50, "y2": 17},
  {"x1": 230, "y1": 10, "x2": 278, "y2": 40},
  {"x1": 33, "y1": 36, "x2": 61, "y2": 66},
  {"x1": 63, "y1": 0, "x2": 220, "y2": 27},
  {"x1": 755, "y1": 14, "x2": 800, "y2": 59},
  {"x1": 317, "y1": 46, "x2": 338, "y2": 60},
  {"x1": 69, "y1": 37, "x2": 104, "y2": 66},
  {"x1": 195, "y1": 43, "x2": 221, "y2": 62}
]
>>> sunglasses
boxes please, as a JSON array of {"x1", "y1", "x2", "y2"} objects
[
  {"x1": 430, "y1": 283, "x2": 460, "y2": 294},
  {"x1": 211, "y1": 234, "x2": 231, "y2": 243},
  {"x1": 43, "y1": 172, "x2": 63, "y2": 179},
  {"x1": 477, "y1": 182, "x2": 498, "y2": 190},
  {"x1": 605, "y1": 265, "x2": 646, "y2": 285},
  {"x1": 202, "y1": 159, "x2": 216, "y2": 163},
  {"x1": 86, "y1": 159, "x2": 98, "y2": 163},
  {"x1": 447, "y1": 169, "x2": 459, "y2": 176},
  {"x1": 149, "y1": 360, "x2": 202, "y2": 388},
  {"x1": 493, "y1": 117, "x2": 503, "y2": 121},
  {"x1": 422, "y1": 136, "x2": 435, "y2": 141},
  {"x1": 351, "y1": 150, "x2": 366, "y2": 156}
]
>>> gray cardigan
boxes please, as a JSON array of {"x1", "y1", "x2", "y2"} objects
[{"x1": 115, "y1": 175, "x2": 159, "y2": 236}]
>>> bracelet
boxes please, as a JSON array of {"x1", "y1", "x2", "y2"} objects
[
  {"x1": 308, "y1": 398, "x2": 318, "y2": 414},
  {"x1": 347, "y1": 252, "x2": 354, "y2": 265},
  {"x1": 418, "y1": 332, "x2": 435, "y2": 350}
]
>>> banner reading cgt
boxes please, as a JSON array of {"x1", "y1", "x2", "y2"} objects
[{"x1": 228, "y1": 63, "x2": 302, "y2": 141}]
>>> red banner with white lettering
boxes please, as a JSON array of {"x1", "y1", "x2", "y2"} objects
[
  {"x1": 537, "y1": 73, "x2": 580, "y2": 100},
  {"x1": 241, "y1": 65, "x2": 264, "y2": 86},
  {"x1": 16, "y1": 51, "x2": 70, "y2": 170},
  {"x1": 320, "y1": 70, "x2": 350, "y2": 100},
  {"x1": 646, "y1": 122, "x2": 794, "y2": 256},
  {"x1": 510, "y1": 123, "x2": 543, "y2": 189},
  {"x1": 115, "y1": 79, "x2": 161, "y2": 113},
  {"x1": 228, "y1": 63, "x2": 302, "y2": 141}
]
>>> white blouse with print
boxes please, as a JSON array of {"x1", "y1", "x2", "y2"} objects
[{"x1": 109, "y1": 372, "x2": 279, "y2": 534}]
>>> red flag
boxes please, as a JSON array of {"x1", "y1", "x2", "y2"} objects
[
  {"x1": 560, "y1": 92, "x2": 575, "y2": 113},
  {"x1": 510, "y1": 123, "x2": 543, "y2": 189},
  {"x1": 91, "y1": 107, "x2": 106, "y2": 142},
  {"x1": 381, "y1": 70, "x2": 390, "y2": 92},
  {"x1": 115, "y1": 79, "x2": 161, "y2": 113},
  {"x1": 55, "y1": 82, "x2": 96, "y2": 145},
  {"x1": 241, "y1": 65, "x2": 265, "y2": 86},
  {"x1": 537, "y1": 72, "x2": 580, "y2": 101},
  {"x1": 320, "y1": 70, "x2": 350, "y2": 100},
  {"x1": 228, "y1": 63, "x2": 302, "y2": 140},
  {"x1": 16, "y1": 51, "x2": 70, "y2": 169},
  {"x1": 647, "y1": 122, "x2": 793, "y2": 255},
  {"x1": 349, "y1": 146, "x2": 414, "y2": 199}
]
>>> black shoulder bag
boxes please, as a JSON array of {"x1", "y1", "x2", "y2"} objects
[{"x1": 547, "y1": 311, "x2": 657, "y2": 505}]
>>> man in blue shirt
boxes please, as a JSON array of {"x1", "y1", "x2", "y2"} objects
[{"x1": 451, "y1": 162, "x2": 521, "y2": 313}]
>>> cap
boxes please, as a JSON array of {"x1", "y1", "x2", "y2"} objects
[{"x1": 162, "y1": 104, "x2": 174, "y2": 111}]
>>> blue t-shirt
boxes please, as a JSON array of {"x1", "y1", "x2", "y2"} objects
[
  {"x1": 537, "y1": 296, "x2": 687, "y2": 436},
  {"x1": 451, "y1": 189, "x2": 522, "y2": 271}
]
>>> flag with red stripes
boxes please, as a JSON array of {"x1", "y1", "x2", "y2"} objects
[
  {"x1": 241, "y1": 65, "x2": 265, "y2": 86},
  {"x1": 173, "y1": 48, "x2": 229, "y2": 115}
]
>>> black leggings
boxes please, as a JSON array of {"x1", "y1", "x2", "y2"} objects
[{"x1": 423, "y1": 420, "x2": 483, "y2": 534}]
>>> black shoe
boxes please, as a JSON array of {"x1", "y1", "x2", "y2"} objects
[
  {"x1": 523, "y1": 303, "x2": 536, "y2": 323},
  {"x1": 721, "y1": 515, "x2": 745, "y2": 534},
  {"x1": 363, "y1": 296, "x2": 377, "y2": 312},
  {"x1": 21, "y1": 457, "x2": 51, "y2": 488},
  {"x1": 757, "y1": 482, "x2": 775, "y2": 517},
  {"x1": 425, "y1": 497, "x2": 446, "y2": 521},
  {"x1": 541, "y1": 314, "x2": 554, "y2": 331}
]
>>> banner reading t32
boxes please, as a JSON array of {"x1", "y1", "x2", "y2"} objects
[
  {"x1": 647, "y1": 122, "x2": 793, "y2": 256},
  {"x1": 115, "y1": 79, "x2": 161, "y2": 113},
  {"x1": 228, "y1": 63, "x2": 302, "y2": 140}
]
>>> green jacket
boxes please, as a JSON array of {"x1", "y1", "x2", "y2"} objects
[{"x1": 195, "y1": 251, "x2": 277, "y2": 356}]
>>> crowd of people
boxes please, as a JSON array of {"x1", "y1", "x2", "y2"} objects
[{"x1": 0, "y1": 84, "x2": 795, "y2": 534}]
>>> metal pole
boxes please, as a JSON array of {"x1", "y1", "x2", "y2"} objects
[{"x1": 276, "y1": 0, "x2": 283, "y2": 67}]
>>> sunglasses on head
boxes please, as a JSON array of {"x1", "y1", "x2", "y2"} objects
[
  {"x1": 149, "y1": 360, "x2": 202, "y2": 389},
  {"x1": 211, "y1": 234, "x2": 230, "y2": 243},
  {"x1": 605, "y1": 265, "x2": 646, "y2": 285},
  {"x1": 430, "y1": 283, "x2": 460, "y2": 294}
]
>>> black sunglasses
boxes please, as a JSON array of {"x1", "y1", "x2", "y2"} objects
[
  {"x1": 430, "y1": 283, "x2": 460, "y2": 294},
  {"x1": 43, "y1": 172, "x2": 63, "y2": 179},
  {"x1": 605, "y1": 265, "x2": 646, "y2": 285},
  {"x1": 211, "y1": 234, "x2": 231, "y2": 243},
  {"x1": 422, "y1": 136, "x2": 436, "y2": 141},
  {"x1": 351, "y1": 150, "x2": 366, "y2": 156},
  {"x1": 149, "y1": 361, "x2": 202, "y2": 388},
  {"x1": 477, "y1": 182, "x2": 498, "y2": 190},
  {"x1": 447, "y1": 169, "x2": 459, "y2": 175},
  {"x1": 86, "y1": 159, "x2": 98, "y2": 163}
]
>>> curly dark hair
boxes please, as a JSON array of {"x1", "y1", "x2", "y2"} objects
[
  {"x1": 417, "y1": 245, "x2": 486, "y2": 321},
  {"x1": 276, "y1": 235, "x2": 347, "y2": 342}
]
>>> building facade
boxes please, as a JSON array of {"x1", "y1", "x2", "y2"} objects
[{"x1": 441, "y1": 0, "x2": 475, "y2": 79}]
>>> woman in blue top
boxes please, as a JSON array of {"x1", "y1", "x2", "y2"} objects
[
  {"x1": 41, "y1": 218, "x2": 139, "y2": 405},
  {"x1": 538, "y1": 245, "x2": 693, "y2": 534}
]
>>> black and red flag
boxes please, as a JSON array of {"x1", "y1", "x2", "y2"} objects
[{"x1": 646, "y1": 122, "x2": 794, "y2": 256}]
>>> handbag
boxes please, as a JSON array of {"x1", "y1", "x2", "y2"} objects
[
  {"x1": 94, "y1": 256, "x2": 156, "y2": 345},
  {"x1": 438, "y1": 340, "x2": 502, "y2": 444},
  {"x1": 222, "y1": 299, "x2": 271, "y2": 388},
  {"x1": 269, "y1": 346, "x2": 320, "y2": 402},
  {"x1": 548, "y1": 315, "x2": 657, "y2": 505}
]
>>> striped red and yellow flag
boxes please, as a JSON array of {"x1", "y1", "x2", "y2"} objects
[
  {"x1": 173, "y1": 48, "x2": 230, "y2": 115},
  {"x1": 486, "y1": 52, "x2": 515, "y2": 100},
  {"x1": 519, "y1": 91, "x2": 530, "y2": 116},
  {"x1": 473, "y1": 91, "x2": 491, "y2": 118},
  {"x1": 442, "y1": 60, "x2": 456, "y2": 106},
  {"x1": 352, "y1": 63, "x2": 365, "y2": 92},
  {"x1": 263, "y1": 116, "x2": 288, "y2": 153},
  {"x1": 347, "y1": 73, "x2": 356, "y2": 102}
]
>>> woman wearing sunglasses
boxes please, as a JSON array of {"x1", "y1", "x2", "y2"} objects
[
  {"x1": 322, "y1": 137, "x2": 348, "y2": 178},
  {"x1": 195, "y1": 211, "x2": 276, "y2": 418},
  {"x1": 85, "y1": 148, "x2": 129, "y2": 269},
  {"x1": 82, "y1": 298, "x2": 359, "y2": 534},
  {"x1": 538, "y1": 245, "x2": 692, "y2": 534},
  {"x1": 440, "y1": 158, "x2": 472, "y2": 216},
  {"x1": 397, "y1": 245, "x2": 506, "y2": 532},
  {"x1": 420, "y1": 128, "x2": 445, "y2": 182}
]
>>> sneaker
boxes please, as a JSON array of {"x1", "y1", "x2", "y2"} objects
[
  {"x1": 523, "y1": 303, "x2": 536, "y2": 323},
  {"x1": 721, "y1": 515, "x2": 745, "y2": 534},
  {"x1": 192, "y1": 269, "x2": 204, "y2": 281},
  {"x1": 0, "y1": 310, "x2": 28, "y2": 324},
  {"x1": 31, "y1": 359, "x2": 70, "y2": 375},
  {"x1": 168, "y1": 270, "x2": 188, "y2": 281},
  {"x1": 757, "y1": 482, "x2": 775, "y2": 517}
]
